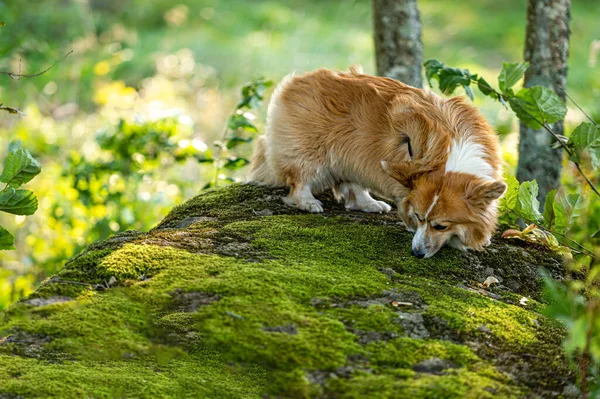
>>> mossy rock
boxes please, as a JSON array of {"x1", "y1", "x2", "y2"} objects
[{"x1": 0, "y1": 184, "x2": 576, "y2": 398}]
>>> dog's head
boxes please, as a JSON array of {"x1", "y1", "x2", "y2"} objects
[{"x1": 382, "y1": 164, "x2": 506, "y2": 258}]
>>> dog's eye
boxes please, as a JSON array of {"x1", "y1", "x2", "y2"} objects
[
  {"x1": 415, "y1": 213, "x2": 424, "y2": 222},
  {"x1": 404, "y1": 137, "x2": 414, "y2": 159},
  {"x1": 432, "y1": 224, "x2": 448, "y2": 231}
]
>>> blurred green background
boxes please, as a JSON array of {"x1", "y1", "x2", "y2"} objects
[{"x1": 0, "y1": 0, "x2": 599, "y2": 307}]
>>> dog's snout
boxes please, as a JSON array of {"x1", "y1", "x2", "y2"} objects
[{"x1": 411, "y1": 247, "x2": 425, "y2": 259}]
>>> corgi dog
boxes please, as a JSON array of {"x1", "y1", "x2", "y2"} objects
[{"x1": 248, "y1": 67, "x2": 506, "y2": 258}]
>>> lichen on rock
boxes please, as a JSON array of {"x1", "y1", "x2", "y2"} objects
[{"x1": 0, "y1": 184, "x2": 575, "y2": 398}]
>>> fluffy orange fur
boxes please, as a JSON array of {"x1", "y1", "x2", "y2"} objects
[{"x1": 248, "y1": 67, "x2": 506, "y2": 258}]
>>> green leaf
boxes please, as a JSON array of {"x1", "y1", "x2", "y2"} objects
[
  {"x1": 228, "y1": 113, "x2": 258, "y2": 133},
  {"x1": 195, "y1": 155, "x2": 214, "y2": 164},
  {"x1": 8, "y1": 140, "x2": 22, "y2": 152},
  {"x1": 569, "y1": 122, "x2": 600, "y2": 169},
  {"x1": 0, "y1": 149, "x2": 41, "y2": 188},
  {"x1": 509, "y1": 86, "x2": 566, "y2": 129},
  {"x1": 423, "y1": 60, "x2": 475, "y2": 95},
  {"x1": 226, "y1": 136, "x2": 253, "y2": 149},
  {"x1": 0, "y1": 188, "x2": 38, "y2": 215},
  {"x1": 0, "y1": 225, "x2": 15, "y2": 250},
  {"x1": 0, "y1": 21, "x2": 5, "y2": 27},
  {"x1": 437, "y1": 67, "x2": 472, "y2": 94},
  {"x1": 542, "y1": 271, "x2": 573, "y2": 322},
  {"x1": 424, "y1": 59, "x2": 444, "y2": 86},
  {"x1": 223, "y1": 157, "x2": 250, "y2": 170},
  {"x1": 498, "y1": 62, "x2": 529, "y2": 94},
  {"x1": 464, "y1": 85, "x2": 474, "y2": 101},
  {"x1": 476, "y1": 76, "x2": 494, "y2": 96},
  {"x1": 543, "y1": 189, "x2": 557, "y2": 228},
  {"x1": 563, "y1": 316, "x2": 589, "y2": 355},
  {"x1": 552, "y1": 191, "x2": 584, "y2": 234},
  {"x1": 498, "y1": 174, "x2": 519, "y2": 223},
  {"x1": 517, "y1": 180, "x2": 543, "y2": 223}
]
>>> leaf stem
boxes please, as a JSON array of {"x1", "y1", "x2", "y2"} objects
[
  {"x1": 464, "y1": 75, "x2": 600, "y2": 199},
  {"x1": 0, "y1": 50, "x2": 73, "y2": 80}
]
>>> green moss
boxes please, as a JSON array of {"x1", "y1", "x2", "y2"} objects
[
  {"x1": 0, "y1": 185, "x2": 574, "y2": 398},
  {"x1": 324, "y1": 367, "x2": 522, "y2": 399},
  {"x1": 0, "y1": 352, "x2": 266, "y2": 399}
]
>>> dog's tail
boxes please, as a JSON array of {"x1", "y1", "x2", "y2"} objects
[{"x1": 246, "y1": 135, "x2": 284, "y2": 186}]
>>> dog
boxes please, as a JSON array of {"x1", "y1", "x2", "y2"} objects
[{"x1": 247, "y1": 67, "x2": 506, "y2": 258}]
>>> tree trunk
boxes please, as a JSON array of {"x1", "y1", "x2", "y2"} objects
[
  {"x1": 372, "y1": 0, "x2": 423, "y2": 87},
  {"x1": 517, "y1": 0, "x2": 571, "y2": 208}
]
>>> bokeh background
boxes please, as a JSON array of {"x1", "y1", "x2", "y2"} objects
[{"x1": 0, "y1": 0, "x2": 599, "y2": 307}]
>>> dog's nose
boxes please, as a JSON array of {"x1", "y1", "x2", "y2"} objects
[{"x1": 411, "y1": 248, "x2": 425, "y2": 259}]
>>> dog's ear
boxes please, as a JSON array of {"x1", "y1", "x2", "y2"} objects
[
  {"x1": 465, "y1": 180, "x2": 507, "y2": 208},
  {"x1": 381, "y1": 161, "x2": 417, "y2": 189}
]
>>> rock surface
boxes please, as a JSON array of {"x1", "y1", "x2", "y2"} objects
[{"x1": 0, "y1": 184, "x2": 575, "y2": 398}]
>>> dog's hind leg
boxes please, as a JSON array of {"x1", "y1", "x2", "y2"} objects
[{"x1": 335, "y1": 183, "x2": 391, "y2": 213}]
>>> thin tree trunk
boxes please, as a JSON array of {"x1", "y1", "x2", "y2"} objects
[
  {"x1": 372, "y1": 0, "x2": 423, "y2": 87},
  {"x1": 517, "y1": 0, "x2": 571, "y2": 208}
]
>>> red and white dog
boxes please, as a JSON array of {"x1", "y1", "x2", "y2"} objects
[{"x1": 248, "y1": 67, "x2": 506, "y2": 258}]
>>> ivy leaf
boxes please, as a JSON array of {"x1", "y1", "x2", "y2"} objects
[
  {"x1": 0, "y1": 149, "x2": 41, "y2": 188},
  {"x1": 0, "y1": 188, "x2": 38, "y2": 215},
  {"x1": 552, "y1": 191, "x2": 584, "y2": 235},
  {"x1": 569, "y1": 122, "x2": 600, "y2": 169},
  {"x1": 0, "y1": 225, "x2": 15, "y2": 250},
  {"x1": 498, "y1": 62, "x2": 529, "y2": 94},
  {"x1": 223, "y1": 157, "x2": 250, "y2": 170},
  {"x1": 517, "y1": 180, "x2": 543, "y2": 223},
  {"x1": 509, "y1": 86, "x2": 566, "y2": 129}
]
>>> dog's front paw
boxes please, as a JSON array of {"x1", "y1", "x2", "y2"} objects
[
  {"x1": 283, "y1": 196, "x2": 323, "y2": 213},
  {"x1": 349, "y1": 199, "x2": 392, "y2": 214}
]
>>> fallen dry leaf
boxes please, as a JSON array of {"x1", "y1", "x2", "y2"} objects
[
  {"x1": 519, "y1": 297, "x2": 529, "y2": 306},
  {"x1": 483, "y1": 276, "x2": 499, "y2": 289}
]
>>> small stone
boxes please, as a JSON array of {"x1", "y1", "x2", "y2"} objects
[
  {"x1": 263, "y1": 324, "x2": 298, "y2": 335},
  {"x1": 413, "y1": 357, "x2": 455, "y2": 375},
  {"x1": 395, "y1": 312, "x2": 429, "y2": 339},
  {"x1": 107, "y1": 276, "x2": 117, "y2": 287},
  {"x1": 24, "y1": 297, "x2": 72, "y2": 307},
  {"x1": 379, "y1": 268, "x2": 397, "y2": 278},
  {"x1": 254, "y1": 209, "x2": 273, "y2": 216},
  {"x1": 477, "y1": 325, "x2": 492, "y2": 334}
]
